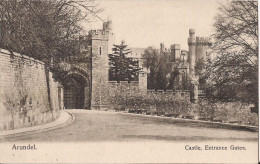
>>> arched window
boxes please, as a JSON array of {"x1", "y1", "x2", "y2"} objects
[{"x1": 99, "y1": 47, "x2": 102, "y2": 55}]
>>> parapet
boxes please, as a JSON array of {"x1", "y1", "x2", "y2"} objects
[
  {"x1": 170, "y1": 44, "x2": 181, "y2": 50},
  {"x1": 89, "y1": 29, "x2": 108, "y2": 35},
  {"x1": 196, "y1": 37, "x2": 212, "y2": 46}
]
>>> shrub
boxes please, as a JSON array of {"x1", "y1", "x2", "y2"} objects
[
  {"x1": 108, "y1": 89, "x2": 258, "y2": 126},
  {"x1": 196, "y1": 100, "x2": 215, "y2": 120},
  {"x1": 214, "y1": 102, "x2": 258, "y2": 125}
]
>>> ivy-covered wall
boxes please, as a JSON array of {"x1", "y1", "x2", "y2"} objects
[{"x1": 0, "y1": 49, "x2": 63, "y2": 130}]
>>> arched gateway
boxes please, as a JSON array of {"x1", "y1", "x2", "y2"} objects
[{"x1": 63, "y1": 69, "x2": 91, "y2": 109}]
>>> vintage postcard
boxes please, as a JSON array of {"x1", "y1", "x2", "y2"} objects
[{"x1": 0, "y1": 0, "x2": 258, "y2": 163}]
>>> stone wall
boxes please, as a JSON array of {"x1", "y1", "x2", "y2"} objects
[
  {"x1": 108, "y1": 81, "x2": 141, "y2": 97},
  {"x1": 0, "y1": 49, "x2": 63, "y2": 130},
  {"x1": 147, "y1": 89, "x2": 190, "y2": 98}
]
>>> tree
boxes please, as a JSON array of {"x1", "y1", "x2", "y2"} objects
[
  {"x1": 142, "y1": 47, "x2": 160, "y2": 89},
  {"x1": 194, "y1": 58, "x2": 206, "y2": 89},
  {"x1": 213, "y1": 1, "x2": 258, "y2": 57},
  {"x1": 143, "y1": 46, "x2": 183, "y2": 90},
  {"x1": 143, "y1": 47, "x2": 172, "y2": 90},
  {"x1": 0, "y1": 0, "x2": 102, "y2": 65},
  {"x1": 0, "y1": 0, "x2": 102, "y2": 110},
  {"x1": 109, "y1": 41, "x2": 140, "y2": 82},
  {"x1": 208, "y1": 1, "x2": 258, "y2": 111}
]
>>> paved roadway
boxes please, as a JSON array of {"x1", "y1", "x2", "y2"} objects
[{"x1": 1, "y1": 110, "x2": 258, "y2": 142}]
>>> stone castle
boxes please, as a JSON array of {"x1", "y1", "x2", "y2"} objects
[
  {"x1": 158, "y1": 29, "x2": 212, "y2": 90},
  {"x1": 62, "y1": 21, "x2": 212, "y2": 109}
]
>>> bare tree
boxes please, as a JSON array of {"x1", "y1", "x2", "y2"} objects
[
  {"x1": 0, "y1": 0, "x2": 103, "y2": 64},
  {"x1": 213, "y1": 1, "x2": 258, "y2": 63},
  {"x1": 208, "y1": 1, "x2": 258, "y2": 112}
]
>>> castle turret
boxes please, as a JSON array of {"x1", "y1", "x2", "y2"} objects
[
  {"x1": 170, "y1": 44, "x2": 181, "y2": 62},
  {"x1": 188, "y1": 29, "x2": 196, "y2": 76}
]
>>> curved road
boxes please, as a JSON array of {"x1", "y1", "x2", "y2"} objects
[{"x1": 1, "y1": 110, "x2": 258, "y2": 142}]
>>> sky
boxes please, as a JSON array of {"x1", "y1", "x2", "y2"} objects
[{"x1": 85, "y1": 0, "x2": 220, "y2": 50}]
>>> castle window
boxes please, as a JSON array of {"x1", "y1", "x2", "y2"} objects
[{"x1": 99, "y1": 47, "x2": 102, "y2": 55}]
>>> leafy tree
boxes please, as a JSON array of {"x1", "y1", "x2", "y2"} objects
[
  {"x1": 142, "y1": 47, "x2": 160, "y2": 89},
  {"x1": 109, "y1": 41, "x2": 140, "y2": 82},
  {"x1": 194, "y1": 58, "x2": 206, "y2": 89},
  {"x1": 143, "y1": 47, "x2": 171, "y2": 90},
  {"x1": 143, "y1": 47, "x2": 182, "y2": 90},
  {"x1": 208, "y1": 1, "x2": 258, "y2": 112}
]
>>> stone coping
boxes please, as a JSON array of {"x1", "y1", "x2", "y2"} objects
[{"x1": 0, "y1": 48, "x2": 45, "y2": 65}]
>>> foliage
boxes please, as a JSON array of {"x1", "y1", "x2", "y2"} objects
[
  {"x1": 110, "y1": 91, "x2": 191, "y2": 116},
  {"x1": 194, "y1": 58, "x2": 206, "y2": 89},
  {"x1": 143, "y1": 47, "x2": 160, "y2": 89},
  {"x1": 109, "y1": 90, "x2": 258, "y2": 126},
  {"x1": 205, "y1": 52, "x2": 257, "y2": 103},
  {"x1": 206, "y1": 1, "x2": 258, "y2": 111},
  {"x1": 213, "y1": 1, "x2": 258, "y2": 57},
  {"x1": 194, "y1": 100, "x2": 216, "y2": 120},
  {"x1": 143, "y1": 47, "x2": 180, "y2": 90},
  {"x1": 213, "y1": 102, "x2": 258, "y2": 125},
  {"x1": 109, "y1": 41, "x2": 140, "y2": 82},
  {"x1": 0, "y1": 0, "x2": 102, "y2": 65}
]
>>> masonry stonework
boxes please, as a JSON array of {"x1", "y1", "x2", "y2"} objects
[
  {"x1": 89, "y1": 22, "x2": 115, "y2": 109},
  {"x1": 0, "y1": 49, "x2": 63, "y2": 130}
]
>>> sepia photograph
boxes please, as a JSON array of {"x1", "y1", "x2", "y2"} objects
[{"x1": 0, "y1": 0, "x2": 258, "y2": 163}]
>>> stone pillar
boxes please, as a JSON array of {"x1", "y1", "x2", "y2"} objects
[
  {"x1": 190, "y1": 83, "x2": 198, "y2": 103},
  {"x1": 189, "y1": 76, "x2": 199, "y2": 103}
]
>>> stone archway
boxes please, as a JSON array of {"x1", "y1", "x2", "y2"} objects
[{"x1": 63, "y1": 70, "x2": 90, "y2": 109}]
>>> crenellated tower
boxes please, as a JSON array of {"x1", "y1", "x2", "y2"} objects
[
  {"x1": 170, "y1": 44, "x2": 181, "y2": 62},
  {"x1": 89, "y1": 21, "x2": 115, "y2": 109},
  {"x1": 188, "y1": 29, "x2": 212, "y2": 76},
  {"x1": 195, "y1": 37, "x2": 212, "y2": 62}
]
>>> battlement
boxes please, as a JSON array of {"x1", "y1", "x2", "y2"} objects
[
  {"x1": 88, "y1": 29, "x2": 114, "y2": 41},
  {"x1": 170, "y1": 44, "x2": 181, "y2": 50},
  {"x1": 196, "y1": 37, "x2": 212, "y2": 45},
  {"x1": 89, "y1": 29, "x2": 109, "y2": 36}
]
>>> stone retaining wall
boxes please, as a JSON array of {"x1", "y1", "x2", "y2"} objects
[{"x1": 0, "y1": 49, "x2": 63, "y2": 130}]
